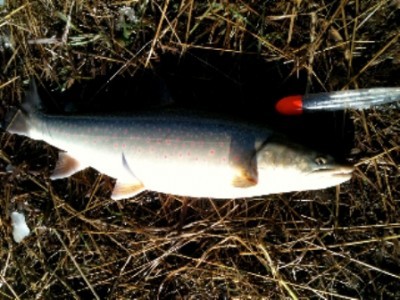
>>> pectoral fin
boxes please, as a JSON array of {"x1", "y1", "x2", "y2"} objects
[
  {"x1": 50, "y1": 152, "x2": 86, "y2": 180},
  {"x1": 231, "y1": 156, "x2": 258, "y2": 188},
  {"x1": 232, "y1": 166, "x2": 258, "y2": 188},
  {"x1": 229, "y1": 135, "x2": 258, "y2": 188},
  {"x1": 111, "y1": 180, "x2": 145, "y2": 200}
]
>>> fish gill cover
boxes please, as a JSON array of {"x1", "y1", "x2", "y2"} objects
[{"x1": 0, "y1": 1, "x2": 400, "y2": 299}]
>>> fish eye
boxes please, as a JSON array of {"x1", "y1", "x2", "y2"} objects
[{"x1": 315, "y1": 156, "x2": 327, "y2": 165}]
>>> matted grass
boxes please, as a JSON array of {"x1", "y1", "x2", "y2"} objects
[{"x1": 0, "y1": 0, "x2": 400, "y2": 299}]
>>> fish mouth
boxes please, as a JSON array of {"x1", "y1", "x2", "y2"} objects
[{"x1": 314, "y1": 165, "x2": 354, "y2": 178}]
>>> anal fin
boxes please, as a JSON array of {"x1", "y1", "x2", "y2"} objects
[
  {"x1": 111, "y1": 180, "x2": 145, "y2": 200},
  {"x1": 50, "y1": 152, "x2": 86, "y2": 180}
]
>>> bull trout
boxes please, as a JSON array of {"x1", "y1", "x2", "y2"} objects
[{"x1": 5, "y1": 81, "x2": 353, "y2": 199}]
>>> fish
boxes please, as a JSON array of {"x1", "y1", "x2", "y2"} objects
[{"x1": 5, "y1": 80, "x2": 354, "y2": 200}]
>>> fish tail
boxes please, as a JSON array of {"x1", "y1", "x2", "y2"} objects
[
  {"x1": 21, "y1": 78, "x2": 42, "y2": 114},
  {"x1": 6, "y1": 110, "x2": 29, "y2": 135},
  {"x1": 5, "y1": 79, "x2": 41, "y2": 135}
]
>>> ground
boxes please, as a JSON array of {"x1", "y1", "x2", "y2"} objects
[{"x1": 0, "y1": 0, "x2": 400, "y2": 299}]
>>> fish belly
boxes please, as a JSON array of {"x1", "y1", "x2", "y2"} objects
[
  {"x1": 118, "y1": 137, "x2": 243, "y2": 198},
  {"x1": 124, "y1": 154, "x2": 238, "y2": 198}
]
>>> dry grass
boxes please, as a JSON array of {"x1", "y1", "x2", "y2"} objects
[{"x1": 1, "y1": 0, "x2": 400, "y2": 298}]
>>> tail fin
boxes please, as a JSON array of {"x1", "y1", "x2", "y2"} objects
[
  {"x1": 6, "y1": 110, "x2": 29, "y2": 135},
  {"x1": 5, "y1": 79, "x2": 41, "y2": 135},
  {"x1": 21, "y1": 79, "x2": 42, "y2": 115}
]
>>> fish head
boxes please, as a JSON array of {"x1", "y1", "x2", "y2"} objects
[{"x1": 256, "y1": 138, "x2": 354, "y2": 194}]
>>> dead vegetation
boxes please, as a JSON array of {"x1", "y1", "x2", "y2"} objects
[{"x1": 0, "y1": 0, "x2": 400, "y2": 299}]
